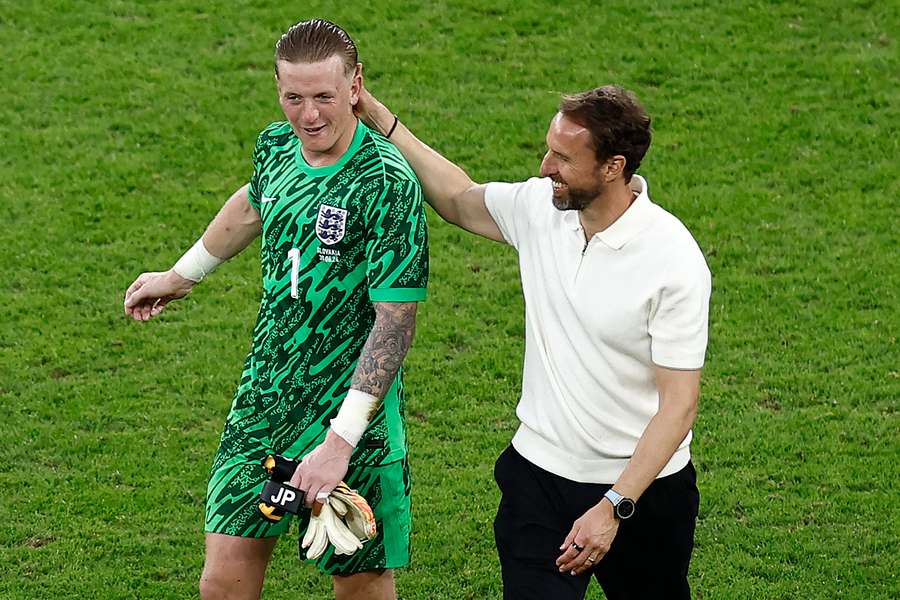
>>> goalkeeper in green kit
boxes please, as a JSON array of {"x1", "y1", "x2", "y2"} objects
[{"x1": 123, "y1": 19, "x2": 427, "y2": 600}]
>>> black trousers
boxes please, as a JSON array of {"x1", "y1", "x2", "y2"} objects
[{"x1": 493, "y1": 445, "x2": 699, "y2": 600}]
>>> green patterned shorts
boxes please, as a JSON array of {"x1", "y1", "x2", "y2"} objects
[{"x1": 204, "y1": 421, "x2": 412, "y2": 575}]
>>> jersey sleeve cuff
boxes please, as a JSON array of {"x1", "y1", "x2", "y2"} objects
[
  {"x1": 650, "y1": 349, "x2": 706, "y2": 370},
  {"x1": 483, "y1": 182, "x2": 516, "y2": 246},
  {"x1": 368, "y1": 287, "x2": 427, "y2": 302}
]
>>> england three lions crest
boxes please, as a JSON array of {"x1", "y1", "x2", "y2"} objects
[{"x1": 316, "y1": 204, "x2": 347, "y2": 245}]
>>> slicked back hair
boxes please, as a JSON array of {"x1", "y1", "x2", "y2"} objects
[
  {"x1": 275, "y1": 19, "x2": 358, "y2": 77},
  {"x1": 559, "y1": 86, "x2": 652, "y2": 180}
]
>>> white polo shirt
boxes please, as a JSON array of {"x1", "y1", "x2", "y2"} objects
[{"x1": 484, "y1": 175, "x2": 711, "y2": 484}]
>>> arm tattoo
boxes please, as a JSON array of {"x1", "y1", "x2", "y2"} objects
[{"x1": 350, "y1": 302, "x2": 418, "y2": 406}]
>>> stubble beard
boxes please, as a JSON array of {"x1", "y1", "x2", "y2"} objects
[{"x1": 551, "y1": 180, "x2": 604, "y2": 212}]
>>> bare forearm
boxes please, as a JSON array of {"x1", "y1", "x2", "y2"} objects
[
  {"x1": 613, "y1": 404, "x2": 697, "y2": 502},
  {"x1": 357, "y1": 88, "x2": 502, "y2": 239},
  {"x1": 365, "y1": 105, "x2": 475, "y2": 223},
  {"x1": 290, "y1": 301, "x2": 417, "y2": 502},
  {"x1": 612, "y1": 367, "x2": 701, "y2": 502},
  {"x1": 201, "y1": 184, "x2": 261, "y2": 260},
  {"x1": 350, "y1": 302, "x2": 418, "y2": 402}
]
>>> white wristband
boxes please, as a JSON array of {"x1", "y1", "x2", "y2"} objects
[
  {"x1": 172, "y1": 239, "x2": 224, "y2": 282},
  {"x1": 330, "y1": 389, "x2": 379, "y2": 447}
]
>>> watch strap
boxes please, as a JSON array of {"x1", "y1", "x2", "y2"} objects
[{"x1": 604, "y1": 488, "x2": 624, "y2": 506}]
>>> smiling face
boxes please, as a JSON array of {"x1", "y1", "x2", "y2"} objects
[
  {"x1": 539, "y1": 113, "x2": 607, "y2": 211},
  {"x1": 276, "y1": 54, "x2": 361, "y2": 166}
]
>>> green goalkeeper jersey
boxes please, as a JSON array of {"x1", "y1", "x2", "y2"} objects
[{"x1": 222, "y1": 120, "x2": 428, "y2": 467}]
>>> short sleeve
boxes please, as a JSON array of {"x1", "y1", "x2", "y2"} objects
[
  {"x1": 247, "y1": 132, "x2": 267, "y2": 212},
  {"x1": 648, "y1": 255, "x2": 712, "y2": 369},
  {"x1": 247, "y1": 122, "x2": 290, "y2": 212},
  {"x1": 365, "y1": 178, "x2": 429, "y2": 302},
  {"x1": 484, "y1": 177, "x2": 551, "y2": 249}
]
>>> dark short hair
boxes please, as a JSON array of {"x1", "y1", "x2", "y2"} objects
[
  {"x1": 559, "y1": 86, "x2": 652, "y2": 180},
  {"x1": 274, "y1": 19, "x2": 358, "y2": 77}
]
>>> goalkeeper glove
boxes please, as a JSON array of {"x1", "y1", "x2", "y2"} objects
[
  {"x1": 330, "y1": 482, "x2": 377, "y2": 542},
  {"x1": 300, "y1": 484, "x2": 377, "y2": 560}
]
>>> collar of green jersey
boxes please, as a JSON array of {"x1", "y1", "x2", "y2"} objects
[{"x1": 294, "y1": 119, "x2": 367, "y2": 177}]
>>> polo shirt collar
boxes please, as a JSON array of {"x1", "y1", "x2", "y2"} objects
[{"x1": 576, "y1": 174, "x2": 655, "y2": 251}]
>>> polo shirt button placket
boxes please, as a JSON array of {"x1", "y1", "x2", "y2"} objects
[{"x1": 574, "y1": 233, "x2": 598, "y2": 284}]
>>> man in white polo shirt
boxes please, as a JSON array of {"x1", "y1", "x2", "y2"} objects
[{"x1": 357, "y1": 84, "x2": 711, "y2": 599}]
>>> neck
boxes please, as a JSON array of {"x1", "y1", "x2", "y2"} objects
[
  {"x1": 579, "y1": 180, "x2": 635, "y2": 240},
  {"x1": 301, "y1": 118, "x2": 359, "y2": 167}
]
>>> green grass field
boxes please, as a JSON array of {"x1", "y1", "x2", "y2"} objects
[{"x1": 1, "y1": 0, "x2": 898, "y2": 598}]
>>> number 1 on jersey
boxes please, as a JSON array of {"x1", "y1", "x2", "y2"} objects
[{"x1": 288, "y1": 248, "x2": 300, "y2": 299}]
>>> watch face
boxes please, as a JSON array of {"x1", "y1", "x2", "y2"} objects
[{"x1": 616, "y1": 498, "x2": 636, "y2": 519}]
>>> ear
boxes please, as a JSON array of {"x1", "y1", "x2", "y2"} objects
[
  {"x1": 604, "y1": 156, "x2": 627, "y2": 183},
  {"x1": 349, "y1": 62, "x2": 363, "y2": 106}
]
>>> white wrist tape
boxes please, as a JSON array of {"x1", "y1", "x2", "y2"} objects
[
  {"x1": 330, "y1": 389, "x2": 379, "y2": 447},
  {"x1": 172, "y1": 239, "x2": 224, "y2": 282}
]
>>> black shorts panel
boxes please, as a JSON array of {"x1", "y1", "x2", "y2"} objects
[{"x1": 493, "y1": 445, "x2": 699, "y2": 600}]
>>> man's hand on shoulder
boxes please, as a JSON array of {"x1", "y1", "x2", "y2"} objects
[{"x1": 123, "y1": 270, "x2": 194, "y2": 321}]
